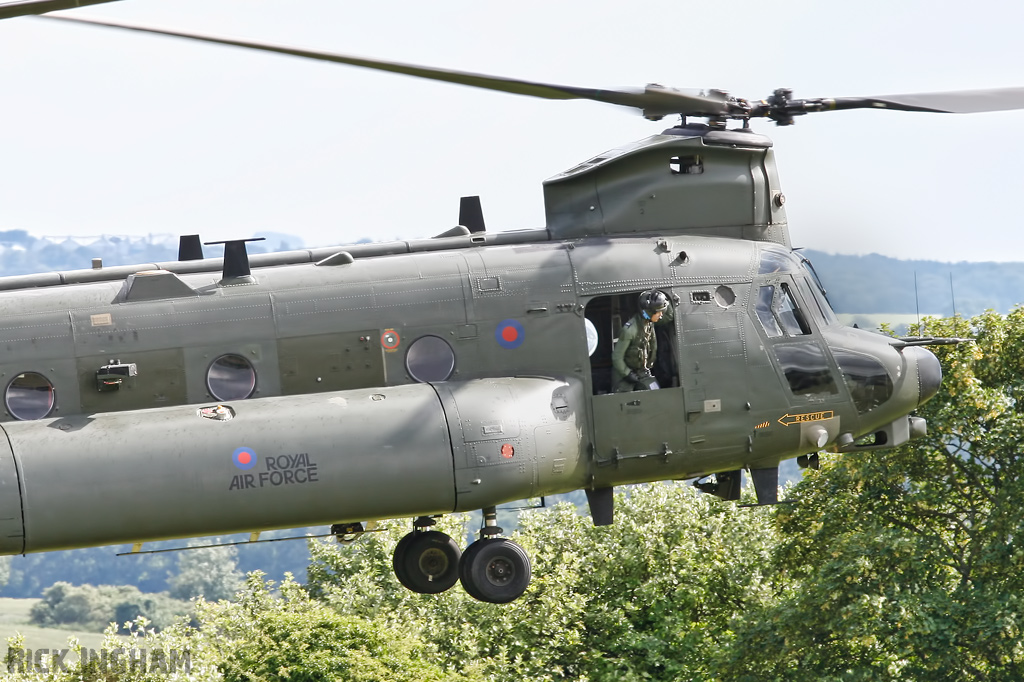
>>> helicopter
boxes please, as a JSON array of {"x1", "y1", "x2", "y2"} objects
[{"x1": 0, "y1": 0, "x2": 1022, "y2": 604}]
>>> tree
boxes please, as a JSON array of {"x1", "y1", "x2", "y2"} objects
[
  {"x1": 2, "y1": 546, "x2": 176, "y2": 597},
  {"x1": 307, "y1": 483, "x2": 780, "y2": 681},
  {"x1": 199, "y1": 573, "x2": 477, "y2": 682},
  {"x1": 29, "y1": 581, "x2": 190, "y2": 632},
  {"x1": 722, "y1": 309, "x2": 1024, "y2": 680},
  {"x1": 168, "y1": 544, "x2": 244, "y2": 602}
]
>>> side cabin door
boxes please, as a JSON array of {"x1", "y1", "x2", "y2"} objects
[
  {"x1": 675, "y1": 283, "x2": 754, "y2": 470},
  {"x1": 585, "y1": 291, "x2": 686, "y2": 480}
]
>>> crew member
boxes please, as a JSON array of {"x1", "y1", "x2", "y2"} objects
[{"x1": 611, "y1": 290, "x2": 671, "y2": 392}]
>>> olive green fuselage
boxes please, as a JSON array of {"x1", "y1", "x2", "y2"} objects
[{"x1": 0, "y1": 231, "x2": 929, "y2": 554}]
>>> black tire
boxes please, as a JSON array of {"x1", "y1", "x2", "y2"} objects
[
  {"x1": 391, "y1": 531, "x2": 416, "y2": 588},
  {"x1": 459, "y1": 538, "x2": 532, "y2": 604},
  {"x1": 393, "y1": 530, "x2": 460, "y2": 594}
]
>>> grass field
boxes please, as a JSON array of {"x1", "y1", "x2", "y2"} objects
[{"x1": 0, "y1": 597, "x2": 113, "y2": 654}]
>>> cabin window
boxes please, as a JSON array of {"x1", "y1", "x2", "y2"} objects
[
  {"x1": 207, "y1": 354, "x2": 257, "y2": 401},
  {"x1": 584, "y1": 318, "x2": 599, "y2": 356},
  {"x1": 714, "y1": 285, "x2": 736, "y2": 308},
  {"x1": 833, "y1": 349, "x2": 893, "y2": 413},
  {"x1": 5, "y1": 372, "x2": 55, "y2": 420},
  {"x1": 406, "y1": 335, "x2": 455, "y2": 383},
  {"x1": 774, "y1": 342, "x2": 839, "y2": 397},
  {"x1": 669, "y1": 155, "x2": 703, "y2": 175}
]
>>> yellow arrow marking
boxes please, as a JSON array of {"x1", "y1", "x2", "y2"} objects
[{"x1": 778, "y1": 410, "x2": 834, "y2": 426}]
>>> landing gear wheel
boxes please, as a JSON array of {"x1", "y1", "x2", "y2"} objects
[
  {"x1": 392, "y1": 530, "x2": 461, "y2": 594},
  {"x1": 459, "y1": 538, "x2": 531, "y2": 603},
  {"x1": 391, "y1": 532, "x2": 416, "y2": 588}
]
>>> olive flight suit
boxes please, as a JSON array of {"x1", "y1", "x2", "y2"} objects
[{"x1": 611, "y1": 313, "x2": 657, "y2": 392}]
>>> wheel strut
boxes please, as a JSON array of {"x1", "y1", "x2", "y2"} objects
[
  {"x1": 413, "y1": 515, "x2": 438, "y2": 530},
  {"x1": 480, "y1": 506, "x2": 503, "y2": 538}
]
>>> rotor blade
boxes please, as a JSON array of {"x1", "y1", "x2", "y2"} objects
[
  {"x1": 39, "y1": 15, "x2": 735, "y2": 119},
  {"x1": 834, "y1": 87, "x2": 1024, "y2": 114},
  {"x1": 0, "y1": 0, "x2": 120, "y2": 20}
]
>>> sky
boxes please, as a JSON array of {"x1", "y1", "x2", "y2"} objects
[{"x1": 1, "y1": 0, "x2": 1023, "y2": 262}]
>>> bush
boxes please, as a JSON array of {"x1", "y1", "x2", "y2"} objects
[{"x1": 29, "y1": 582, "x2": 191, "y2": 632}]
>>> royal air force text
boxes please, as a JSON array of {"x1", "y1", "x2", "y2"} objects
[{"x1": 229, "y1": 453, "x2": 319, "y2": 491}]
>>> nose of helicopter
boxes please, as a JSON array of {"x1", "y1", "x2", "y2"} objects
[{"x1": 905, "y1": 345, "x2": 942, "y2": 405}]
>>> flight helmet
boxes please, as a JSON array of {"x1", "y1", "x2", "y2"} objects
[{"x1": 639, "y1": 290, "x2": 669, "y2": 318}]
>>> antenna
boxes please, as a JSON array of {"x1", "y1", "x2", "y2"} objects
[
  {"x1": 204, "y1": 237, "x2": 266, "y2": 281},
  {"x1": 459, "y1": 196, "x2": 486, "y2": 233},
  {"x1": 949, "y1": 272, "x2": 958, "y2": 336},
  {"x1": 914, "y1": 271, "x2": 923, "y2": 336},
  {"x1": 177, "y1": 234, "x2": 204, "y2": 261}
]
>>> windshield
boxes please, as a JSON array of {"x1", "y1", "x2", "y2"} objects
[{"x1": 800, "y1": 256, "x2": 838, "y2": 325}]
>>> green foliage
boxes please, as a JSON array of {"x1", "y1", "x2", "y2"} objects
[
  {"x1": 21, "y1": 541, "x2": 244, "y2": 636},
  {"x1": 12, "y1": 312, "x2": 1024, "y2": 679},
  {"x1": 722, "y1": 308, "x2": 1024, "y2": 680},
  {"x1": 2, "y1": 547, "x2": 176, "y2": 598},
  {"x1": 169, "y1": 544, "x2": 245, "y2": 602},
  {"x1": 6, "y1": 616, "x2": 214, "y2": 682},
  {"x1": 28, "y1": 582, "x2": 190, "y2": 633},
  {"x1": 307, "y1": 483, "x2": 778, "y2": 681},
  {"x1": 198, "y1": 573, "x2": 474, "y2": 682},
  {"x1": 8, "y1": 576, "x2": 467, "y2": 681}
]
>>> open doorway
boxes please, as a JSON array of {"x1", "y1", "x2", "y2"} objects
[{"x1": 584, "y1": 292, "x2": 678, "y2": 395}]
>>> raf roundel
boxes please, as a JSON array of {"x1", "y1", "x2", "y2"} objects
[
  {"x1": 495, "y1": 319, "x2": 525, "y2": 349},
  {"x1": 233, "y1": 447, "x2": 257, "y2": 471}
]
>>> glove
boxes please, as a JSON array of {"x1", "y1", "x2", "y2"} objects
[
  {"x1": 631, "y1": 370, "x2": 657, "y2": 390},
  {"x1": 627, "y1": 371, "x2": 641, "y2": 385}
]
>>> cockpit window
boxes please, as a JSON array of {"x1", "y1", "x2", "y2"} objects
[
  {"x1": 774, "y1": 343, "x2": 839, "y2": 396},
  {"x1": 757, "y1": 282, "x2": 813, "y2": 339},
  {"x1": 832, "y1": 349, "x2": 893, "y2": 413},
  {"x1": 756, "y1": 286, "x2": 783, "y2": 338},
  {"x1": 800, "y1": 257, "x2": 838, "y2": 325},
  {"x1": 807, "y1": 281, "x2": 838, "y2": 326},
  {"x1": 795, "y1": 276, "x2": 835, "y2": 327},
  {"x1": 758, "y1": 249, "x2": 795, "y2": 274},
  {"x1": 775, "y1": 284, "x2": 811, "y2": 336}
]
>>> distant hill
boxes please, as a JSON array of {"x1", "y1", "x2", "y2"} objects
[{"x1": 805, "y1": 250, "x2": 1024, "y2": 317}]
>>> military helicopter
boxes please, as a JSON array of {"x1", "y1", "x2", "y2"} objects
[{"x1": 1, "y1": 0, "x2": 1022, "y2": 604}]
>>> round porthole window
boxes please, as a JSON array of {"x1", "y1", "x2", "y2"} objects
[
  {"x1": 715, "y1": 285, "x2": 737, "y2": 308},
  {"x1": 584, "y1": 318, "x2": 599, "y2": 356},
  {"x1": 406, "y1": 335, "x2": 455, "y2": 383},
  {"x1": 207, "y1": 354, "x2": 257, "y2": 401},
  {"x1": 6, "y1": 372, "x2": 55, "y2": 420}
]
